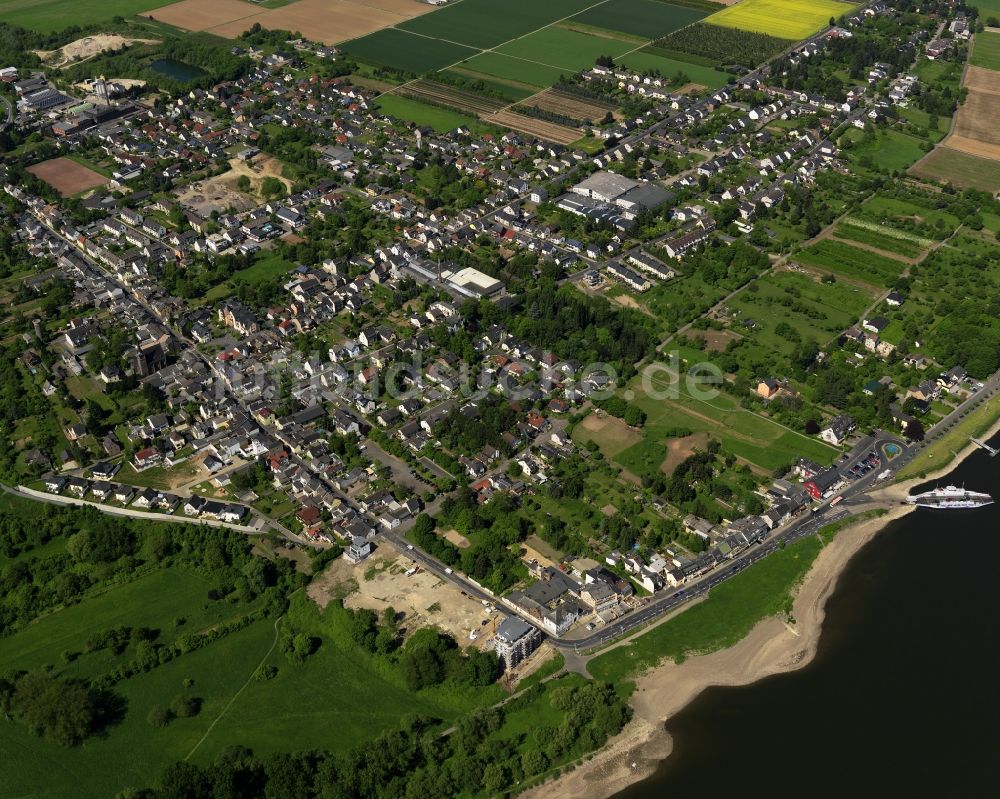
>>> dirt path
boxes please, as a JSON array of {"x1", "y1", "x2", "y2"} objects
[{"x1": 183, "y1": 610, "x2": 288, "y2": 761}]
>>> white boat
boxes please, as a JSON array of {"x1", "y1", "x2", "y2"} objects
[{"x1": 905, "y1": 484, "x2": 993, "y2": 509}]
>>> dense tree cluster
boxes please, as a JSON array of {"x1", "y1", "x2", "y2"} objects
[
  {"x1": 0, "y1": 671, "x2": 122, "y2": 747},
  {"x1": 478, "y1": 280, "x2": 654, "y2": 369},
  {"x1": 654, "y1": 23, "x2": 792, "y2": 69},
  {"x1": 0, "y1": 503, "x2": 302, "y2": 638}
]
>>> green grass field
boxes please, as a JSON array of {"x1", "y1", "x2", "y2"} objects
[
  {"x1": 626, "y1": 365, "x2": 839, "y2": 472},
  {"x1": 794, "y1": 239, "x2": 909, "y2": 287},
  {"x1": 438, "y1": 69, "x2": 538, "y2": 101},
  {"x1": 0, "y1": 0, "x2": 164, "y2": 32},
  {"x1": 572, "y1": 0, "x2": 706, "y2": 39},
  {"x1": 621, "y1": 50, "x2": 730, "y2": 87},
  {"x1": 459, "y1": 51, "x2": 570, "y2": 88},
  {"x1": 847, "y1": 129, "x2": 927, "y2": 172},
  {"x1": 377, "y1": 94, "x2": 479, "y2": 133},
  {"x1": 0, "y1": 583, "x2": 502, "y2": 798},
  {"x1": 729, "y1": 271, "x2": 878, "y2": 350},
  {"x1": 588, "y1": 530, "x2": 827, "y2": 682},
  {"x1": 705, "y1": 0, "x2": 852, "y2": 39},
  {"x1": 203, "y1": 253, "x2": 295, "y2": 302},
  {"x1": 342, "y1": 28, "x2": 479, "y2": 73},
  {"x1": 496, "y1": 26, "x2": 637, "y2": 72},
  {"x1": 859, "y1": 195, "x2": 961, "y2": 235},
  {"x1": 970, "y1": 30, "x2": 1000, "y2": 71},
  {"x1": 0, "y1": 568, "x2": 253, "y2": 678}
]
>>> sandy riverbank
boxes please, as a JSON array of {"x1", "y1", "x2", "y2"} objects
[
  {"x1": 523, "y1": 505, "x2": 913, "y2": 799},
  {"x1": 524, "y1": 416, "x2": 1000, "y2": 799},
  {"x1": 525, "y1": 416, "x2": 1000, "y2": 799}
]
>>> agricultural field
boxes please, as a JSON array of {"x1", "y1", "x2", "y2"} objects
[
  {"x1": 484, "y1": 109, "x2": 582, "y2": 145},
  {"x1": 793, "y1": 239, "x2": 907, "y2": 288},
  {"x1": 945, "y1": 65, "x2": 1000, "y2": 162},
  {"x1": 653, "y1": 21, "x2": 793, "y2": 66},
  {"x1": 727, "y1": 270, "x2": 878, "y2": 352},
  {"x1": 457, "y1": 52, "x2": 570, "y2": 88},
  {"x1": 495, "y1": 27, "x2": 638, "y2": 73},
  {"x1": 830, "y1": 219, "x2": 930, "y2": 260},
  {"x1": 397, "y1": 0, "x2": 595, "y2": 50},
  {"x1": 376, "y1": 93, "x2": 480, "y2": 133},
  {"x1": 399, "y1": 79, "x2": 507, "y2": 116},
  {"x1": 0, "y1": 0, "x2": 164, "y2": 32},
  {"x1": 970, "y1": 30, "x2": 1000, "y2": 71},
  {"x1": 859, "y1": 195, "x2": 961, "y2": 237},
  {"x1": 439, "y1": 68, "x2": 538, "y2": 100},
  {"x1": 145, "y1": 0, "x2": 436, "y2": 43},
  {"x1": 909, "y1": 146, "x2": 1000, "y2": 192},
  {"x1": 26, "y1": 156, "x2": 109, "y2": 197},
  {"x1": 571, "y1": 0, "x2": 707, "y2": 39},
  {"x1": 705, "y1": 0, "x2": 851, "y2": 40},
  {"x1": 341, "y1": 27, "x2": 478, "y2": 73},
  {"x1": 620, "y1": 50, "x2": 731, "y2": 88},
  {"x1": 833, "y1": 220, "x2": 926, "y2": 258},
  {"x1": 526, "y1": 88, "x2": 616, "y2": 123}
]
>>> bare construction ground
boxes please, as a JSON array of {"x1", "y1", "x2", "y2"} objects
[
  {"x1": 308, "y1": 540, "x2": 499, "y2": 645},
  {"x1": 26, "y1": 157, "x2": 108, "y2": 197},
  {"x1": 574, "y1": 412, "x2": 643, "y2": 457},
  {"x1": 175, "y1": 154, "x2": 289, "y2": 215},
  {"x1": 33, "y1": 34, "x2": 159, "y2": 67},
  {"x1": 661, "y1": 432, "x2": 710, "y2": 475}
]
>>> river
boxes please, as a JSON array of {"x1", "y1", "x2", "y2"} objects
[{"x1": 614, "y1": 443, "x2": 1000, "y2": 796}]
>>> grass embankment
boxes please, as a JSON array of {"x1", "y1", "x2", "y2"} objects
[
  {"x1": 587, "y1": 518, "x2": 864, "y2": 683},
  {"x1": 896, "y1": 395, "x2": 1000, "y2": 479}
]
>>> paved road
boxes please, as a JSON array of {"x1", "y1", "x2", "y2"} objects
[{"x1": 3, "y1": 483, "x2": 265, "y2": 535}]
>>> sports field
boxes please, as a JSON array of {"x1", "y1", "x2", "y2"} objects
[
  {"x1": 705, "y1": 0, "x2": 851, "y2": 40},
  {"x1": 0, "y1": 0, "x2": 163, "y2": 32},
  {"x1": 26, "y1": 157, "x2": 109, "y2": 196}
]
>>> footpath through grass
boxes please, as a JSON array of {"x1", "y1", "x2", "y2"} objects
[{"x1": 588, "y1": 532, "x2": 825, "y2": 683}]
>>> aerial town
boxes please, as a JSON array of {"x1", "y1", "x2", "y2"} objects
[{"x1": 1, "y1": 0, "x2": 999, "y2": 795}]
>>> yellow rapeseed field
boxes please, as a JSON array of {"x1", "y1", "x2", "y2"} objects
[{"x1": 705, "y1": 0, "x2": 856, "y2": 41}]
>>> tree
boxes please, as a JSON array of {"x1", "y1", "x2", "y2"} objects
[
  {"x1": 261, "y1": 176, "x2": 284, "y2": 198},
  {"x1": 148, "y1": 704, "x2": 173, "y2": 728},
  {"x1": 10, "y1": 672, "x2": 103, "y2": 746},
  {"x1": 236, "y1": 174, "x2": 251, "y2": 192},
  {"x1": 904, "y1": 419, "x2": 925, "y2": 441}
]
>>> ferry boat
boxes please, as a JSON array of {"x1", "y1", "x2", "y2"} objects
[{"x1": 905, "y1": 485, "x2": 994, "y2": 509}]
